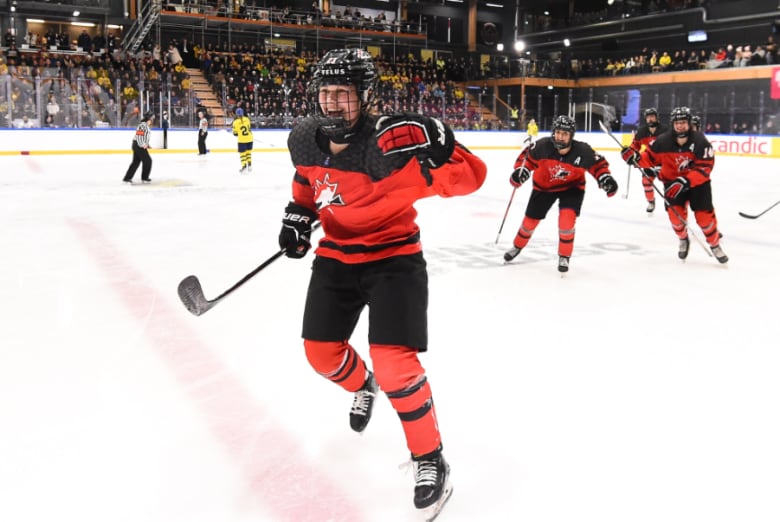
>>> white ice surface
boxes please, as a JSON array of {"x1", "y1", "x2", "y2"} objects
[{"x1": 1, "y1": 146, "x2": 778, "y2": 522}]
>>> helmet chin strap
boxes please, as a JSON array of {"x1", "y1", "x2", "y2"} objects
[{"x1": 324, "y1": 113, "x2": 369, "y2": 144}]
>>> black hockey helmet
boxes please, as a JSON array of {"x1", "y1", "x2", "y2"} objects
[
  {"x1": 308, "y1": 48, "x2": 378, "y2": 142},
  {"x1": 691, "y1": 114, "x2": 701, "y2": 131},
  {"x1": 644, "y1": 107, "x2": 660, "y2": 128},
  {"x1": 670, "y1": 106, "x2": 692, "y2": 138},
  {"x1": 551, "y1": 115, "x2": 576, "y2": 150},
  {"x1": 143, "y1": 111, "x2": 155, "y2": 121},
  {"x1": 643, "y1": 107, "x2": 659, "y2": 119}
]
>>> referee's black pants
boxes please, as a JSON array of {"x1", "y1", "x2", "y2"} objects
[{"x1": 123, "y1": 142, "x2": 152, "y2": 182}]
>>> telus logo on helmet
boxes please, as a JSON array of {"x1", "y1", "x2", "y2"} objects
[{"x1": 321, "y1": 68, "x2": 347, "y2": 76}]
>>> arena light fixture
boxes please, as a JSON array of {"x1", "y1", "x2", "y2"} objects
[
  {"x1": 497, "y1": 43, "x2": 504, "y2": 51},
  {"x1": 73, "y1": 10, "x2": 80, "y2": 17},
  {"x1": 514, "y1": 40, "x2": 525, "y2": 52},
  {"x1": 563, "y1": 38, "x2": 571, "y2": 47},
  {"x1": 27, "y1": 18, "x2": 46, "y2": 23}
]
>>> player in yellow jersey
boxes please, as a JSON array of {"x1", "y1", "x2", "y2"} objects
[
  {"x1": 527, "y1": 118, "x2": 538, "y2": 140},
  {"x1": 231, "y1": 107, "x2": 254, "y2": 173}
]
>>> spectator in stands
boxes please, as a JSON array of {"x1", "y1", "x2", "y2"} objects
[
  {"x1": 658, "y1": 51, "x2": 672, "y2": 70},
  {"x1": 167, "y1": 43, "x2": 183, "y2": 66},
  {"x1": 5, "y1": 28, "x2": 15, "y2": 48},
  {"x1": 686, "y1": 48, "x2": 700, "y2": 69},
  {"x1": 93, "y1": 32, "x2": 106, "y2": 53},
  {"x1": 724, "y1": 44, "x2": 736, "y2": 66},
  {"x1": 765, "y1": 35, "x2": 777, "y2": 64},
  {"x1": 179, "y1": 37, "x2": 196, "y2": 68},
  {"x1": 17, "y1": 115, "x2": 34, "y2": 128},
  {"x1": 46, "y1": 95, "x2": 60, "y2": 119},
  {"x1": 77, "y1": 30, "x2": 92, "y2": 52},
  {"x1": 750, "y1": 45, "x2": 767, "y2": 66},
  {"x1": 735, "y1": 45, "x2": 749, "y2": 67}
]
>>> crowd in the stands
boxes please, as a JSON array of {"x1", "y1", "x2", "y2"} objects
[{"x1": 1, "y1": 24, "x2": 778, "y2": 133}]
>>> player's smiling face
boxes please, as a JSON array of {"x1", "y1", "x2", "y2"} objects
[{"x1": 318, "y1": 84, "x2": 361, "y2": 129}]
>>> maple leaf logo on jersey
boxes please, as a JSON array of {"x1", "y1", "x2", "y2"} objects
[
  {"x1": 314, "y1": 173, "x2": 345, "y2": 210},
  {"x1": 674, "y1": 156, "x2": 693, "y2": 173},
  {"x1": 549, "y1": 164, "x2": 571, "y2": 181}
]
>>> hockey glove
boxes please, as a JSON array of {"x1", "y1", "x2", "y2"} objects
[
  {"x1": 643, "y1": 166, "x2": 661, "y2": 179},
  {"x1": 510, "y1": 166, "x2": 531, "y2": 188},
  {"x1": 279, "y1": 202, "x2": 318, "y2": 259},
  {"x1": 375, "y1": 113, "x2": 456, "y2": 171},
  {"x1": 664, "y1": 176, "x2": 690, "y2": 202},
  {"x1": 621, "y1": 146, "x2": 640, "y2": 166},
  {"x1": 598, "y1": 173, "x2": 618, "y2": 197}
]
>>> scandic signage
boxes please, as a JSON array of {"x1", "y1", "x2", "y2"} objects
[{"x1": 708, "y1": 136, "x2": 772, "y2": 156}]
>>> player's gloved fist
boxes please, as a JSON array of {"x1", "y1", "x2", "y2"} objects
[
  {"x1": 279, "y1": 202, "x2": 318, "y2": 259},
  {"x1": 509, "y1": 167, "x2": 531, "y2": 188},
  {"x1": 644, "y1": 166, "x2": 660, "y2": 179},
  {"x1": 375, "y1": 113, "x2": 456, "y2": 171},
  {"x1": 664, "y1": 176, "x2": 690, "y2": 201},
  {"x1": 598, "y1": 173, "x2": 618, "y2": 197},
  {"x1": 621, "y1": 146, "x2": 640, "y2": 166}
]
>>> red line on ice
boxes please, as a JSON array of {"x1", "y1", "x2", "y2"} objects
[{"x1": 68, "y1": 218, "x2": 364, "y2": 522}]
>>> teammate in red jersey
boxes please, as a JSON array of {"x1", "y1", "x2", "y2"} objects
[
  {"x1": 277, "y1": 48, "x2": 486, "y2": 517},
  {"x1": 623, "y1": 107, "x2": 669, "y2": 213},
  {"x1": 621, "y1": 106, "x2": 728, "y2": 263},
  {"x1": 503, "y1": 115, "x2": 618, "y2": 273}
]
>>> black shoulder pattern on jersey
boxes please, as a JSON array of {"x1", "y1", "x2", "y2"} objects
[
  {"x1": 529, "y1": 137, "x2": 557, "y2": 158},
  {"x1": 288, "y1": 115, "x2": 412, "y2": 181}
]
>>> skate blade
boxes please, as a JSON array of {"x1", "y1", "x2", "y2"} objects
[{"x1": 421, "y1": 482, "x2": 453, "y2": 522}]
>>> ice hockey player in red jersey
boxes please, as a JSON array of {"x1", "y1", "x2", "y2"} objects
[
  {"x1": 621, "y1": 106, "x2": 728, "y2": 263},
  {"x1": 277, "y1": 48, "x2": 486, "y2": 519},
  {"x1": 503, "y1": 114, "x2": 618, "y2": 273},
  {"x1": 623, "y1": 107, "x2": 669, "y2": 213}
]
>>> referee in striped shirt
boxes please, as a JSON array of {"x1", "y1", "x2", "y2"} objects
[{"x1": 123, "y1": 112, "x2": 155, "y2": 184}]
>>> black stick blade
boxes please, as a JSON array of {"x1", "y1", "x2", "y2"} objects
[
  {"x1": 738, "y1": 212, "x2": 759, "y2": 219},
  {"x1": 177, "y1": 275, "x2": 216, "y2": 316}
]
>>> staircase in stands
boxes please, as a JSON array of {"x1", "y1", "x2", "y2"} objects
[{"x1": 186, "y1": 67, "x2": 227, "y2": 127}]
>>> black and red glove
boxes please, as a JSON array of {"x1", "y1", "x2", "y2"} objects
[
  {"x1": 509, "y1": 166, "x2": 531, "y2": 188},
  {"x1": 279, "y1": 202, "x2": 317, "y2": 259},
  {"x1": 621, "y1": 146, "x2": 640, "y2": 166},
  {"x1": 598, "y1": 173, "x2": 618, "y2": 197},
  {"x1": 664, "y1": 176, "x2": 690, "y2": 201},
  {"x1": 375, "y1": 113, "x2": 456, "y2": 171}
]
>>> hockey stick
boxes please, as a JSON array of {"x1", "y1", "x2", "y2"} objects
[
  {"x1": 622, "y1": 164, "x2": 631, "y2": 199},
  {"x1": 597, "y1": 120, "x2": 713, "y2": 257},
  {"x1": 178, "y1": 222, "x2": 321, "y2": 316},
  {"x1": 495, "y1": 187, "x2": 518, "y2": 244},
  {"x1": 622, "y1": 130, "x2": 636, "y2": 199},
  {"x1": 495, "y1": 135, "x2": 533, "y2": 244},
  {"x1": 738, "y1": 199, "x2": 780, "y2": 219}
]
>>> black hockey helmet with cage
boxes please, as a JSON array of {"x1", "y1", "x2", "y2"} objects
[
  {"x1": 308, "y1": 48, "x2": 378, "y2": 141},
  {"x1": 643, "y1": 107, "x2": 659, "y2": 127},
  {"x1": 551, "y1": 115, "x2": 576, "y2": 150},
  {"x1": 670, "y1": 106, "x2": 692, "y2": 138}
]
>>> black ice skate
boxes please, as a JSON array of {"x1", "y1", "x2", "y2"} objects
[
  {"x1": 412, "y1": 447, "x2": 453, "y2": 521},
  {"x1": 678, "y1": 237, "x2": 690, "y2": 260},
  {"x1": 646, "y1": 200, "x2": 655, "y2": 213},
  {"x1": 711, "y1": 244, "x2": 729, "y2": 264},
  {"x1": 558, "y1": 255, "x2": 570, "y2": 273},
  {"x1": 349, "y1": 372, "x2": 378, "y2": 433},
  {"x1": 503, "y1": 246, "x2": 522, "y2": 262}
]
